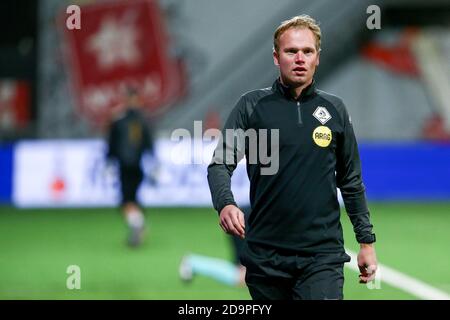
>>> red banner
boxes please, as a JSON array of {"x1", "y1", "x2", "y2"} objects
[
  {"x1": 61, "y1": 0, "x2": 185, "y2": 124},
  {"x1": 0, "y1": 80, "x2": 30, "y2": 130}
]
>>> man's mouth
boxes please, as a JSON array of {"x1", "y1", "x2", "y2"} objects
[{"x1": 293, "y1": 67, "x2": 307, "y2": 72}]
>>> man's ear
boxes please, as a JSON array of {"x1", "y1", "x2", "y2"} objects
[
  {"x1": 316, "y1": 51, "x2": 320, "y2": 67},
  {"x1": 273, "y1": 50, "x2": 279, "y2": 66}
]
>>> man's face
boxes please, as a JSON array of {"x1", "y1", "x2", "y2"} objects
[
  {"x1": 127, "y1": 94, "x2": 142, "y2": 108},
  {"x1": 273, "y1": 27, "x2": 320, "y2": 88}
]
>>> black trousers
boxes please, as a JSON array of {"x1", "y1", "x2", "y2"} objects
[
  {"x1": 119, "y1": 165, "x2": 143, "y2": 204},
  {"x1": 242, "y1": 242, "x2": 350, "y2": 300}
]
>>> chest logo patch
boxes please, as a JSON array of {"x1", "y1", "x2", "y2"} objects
[
  {"x1": 313, "y1": 106, "x2": 332, "y2": 125},
  {"x1": 313, "y1": 126, "x2": 332, "y2": 147}
]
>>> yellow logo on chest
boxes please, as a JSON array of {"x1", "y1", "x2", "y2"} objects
[{"x1": 312, "y1": 126, "x2": 332, "y2": 147}]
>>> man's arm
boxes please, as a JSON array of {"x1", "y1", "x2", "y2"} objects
[
  {"x1": 335, "y1": 101, "x2": 377, "y2": 283},
  {"x1": 142, "y1": 117, "x2": 155, "y2": 156},
  {"x1": 207, "y1": 96, "x2": 248, "y2": 238},
  {"x1": 107, "y1": 121, "x2": 118, "y2": 160}
]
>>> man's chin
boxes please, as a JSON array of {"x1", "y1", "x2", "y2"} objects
[{"x1": 286, "y1": 78, "x2": 308, "y2": 88}]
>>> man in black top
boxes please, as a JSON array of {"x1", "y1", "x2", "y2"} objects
[
  {"x1": 207, "y1": 15, "x2": 377, "y2": 299},
  {"x1": 107, "y1": 88, "x2": 154, "y2": 247}
]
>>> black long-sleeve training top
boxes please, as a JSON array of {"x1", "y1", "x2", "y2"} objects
[
  {"x1": 207, "y1": 79, "x2": 375, "y2": 254},
  {"x1": 107, "y1": 108, "x2": 154, "y2": 168}
]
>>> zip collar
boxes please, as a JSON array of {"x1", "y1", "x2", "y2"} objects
[{"x1": 273, "y1": 78, "x2": 316, "y2": 101}]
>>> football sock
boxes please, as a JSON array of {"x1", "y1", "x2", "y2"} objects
[
  {"x1": 187, "y1": 254, "x2": 240, "y2": 286},
  {"x1": 126, "y1": 209, "x2": 145, "y2": 229}
]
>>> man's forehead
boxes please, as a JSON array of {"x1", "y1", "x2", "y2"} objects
[
  {"x1": 280, "y1": 27, "x2": 315, "y2": 40},
  {"x1": 279, "y1": 28, "x2": 316, "y2": 48}
]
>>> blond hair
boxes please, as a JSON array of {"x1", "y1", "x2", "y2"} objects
[{"x1": 273, "y1": 15, "x2": 321, "y2": 52}]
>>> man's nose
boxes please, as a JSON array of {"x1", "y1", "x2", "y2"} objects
[{"x1": 295, "y1": 52, "x2": 305, "y2": 63}]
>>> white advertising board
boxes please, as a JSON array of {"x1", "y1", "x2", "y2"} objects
[{"x1": 13, "y1": 139, "x2": 250, "y2": 208}]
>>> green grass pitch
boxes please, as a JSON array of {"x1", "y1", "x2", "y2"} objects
[{"x1": 0, "y1": 203, "x2": 449, "y2": 299}]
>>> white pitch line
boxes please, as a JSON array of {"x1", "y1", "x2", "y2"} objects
[{"x1": 345, "y1": 249, "x2": 450, "y2": 300}]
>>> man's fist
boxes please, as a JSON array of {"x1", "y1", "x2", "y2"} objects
[
  {"x1": 357, "y1": 243, "x2": 378, "y2": 284},
  {"x1": 219, "y1": 205, "x2": 245, "y2": 239}
]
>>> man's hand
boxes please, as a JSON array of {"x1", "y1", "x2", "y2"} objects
[
  {"x1": 219, "y1": 205, "x2": 245, "y2": 239},
  {"x1": 357, "y1": 243, "x2": 378, "y2": 284}
]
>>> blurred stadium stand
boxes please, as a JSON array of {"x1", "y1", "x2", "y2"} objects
[
  {"x1": 34, "y1": 0, "x2": 450, "y2": 141},
  {"x1": 0, "y1": 0, "x2": 37, "y2": 141}
]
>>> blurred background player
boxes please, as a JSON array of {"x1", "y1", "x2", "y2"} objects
[
  {"x1": 106, "y1": 87, "x2": 155, "y2": 247},
  {"x1": 178, "y1": 207, "x2": 249, "y2": 287}
]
